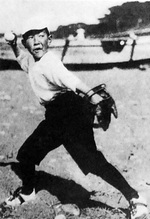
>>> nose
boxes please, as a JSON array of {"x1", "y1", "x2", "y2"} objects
[{"x1": 34, "y1": 35, "x2": 40, "y2": 44}]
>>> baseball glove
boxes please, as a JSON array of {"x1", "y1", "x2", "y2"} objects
[{"x1": 85, "y1": 84, "x2": 118, "y2": 131}]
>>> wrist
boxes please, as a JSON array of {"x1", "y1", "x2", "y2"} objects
[
  {"x1": 86, "y1": 89, "x2": 103, "y2": 104},
  {"x1": 10, "y1": 40, "x2": 17, "y2": 48},
  {"x1": 87, "y1": 90, "x2": 94, "y2": 98},
  {"x1": 90, "y1": 95, "x2": 103, "y2": 105}
]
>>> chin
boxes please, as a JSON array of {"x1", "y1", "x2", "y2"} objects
[
  {"x1": 33, "y1": 53, "x2": 44, "y2": 60},
  {"x1": 34, "y1": 55, "x2": 42, "y2": 60},
  {"x1": 33, "y1": 50, "x2": 47, "y2": 61}
]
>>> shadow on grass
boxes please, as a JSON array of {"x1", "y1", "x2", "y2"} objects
[
  {"x1": 0, "y1": 161, "x2": 128, "y2": 216},
  {"x1": 36, "y1": 170, "x2": 109, "y2": 209}
]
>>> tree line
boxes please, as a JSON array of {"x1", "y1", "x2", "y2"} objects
[{"x1": 52, "y1": 1, "x2": 150, "y2": 39}]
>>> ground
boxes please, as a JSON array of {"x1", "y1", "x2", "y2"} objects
[{"x1": 0, "y1": 57, "x2": 150, "y2": 218}]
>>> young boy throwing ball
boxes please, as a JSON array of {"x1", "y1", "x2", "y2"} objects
[{"x1": 4, "y1": 16, "x2": 149, "y2": 219}]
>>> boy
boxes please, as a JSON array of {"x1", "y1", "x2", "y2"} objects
[{"x1": 4, "y1": 16, "x2": 148, "y2": 219}]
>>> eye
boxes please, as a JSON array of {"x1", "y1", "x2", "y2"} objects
[
  {"x1": 28, "y1": 35, "x2": 34, "y2": 39},
  {"x1": 39, "y1": 33, "x2": 45, "y2": 38}
]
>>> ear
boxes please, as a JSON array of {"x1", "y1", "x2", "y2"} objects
[{"x1": 48, "y1": 35, "x2": 52, "y2": 46}]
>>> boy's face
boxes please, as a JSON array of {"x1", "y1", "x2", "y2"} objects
[{"x1": 23, "y1": 29, "x2": 51, "y2": 61}]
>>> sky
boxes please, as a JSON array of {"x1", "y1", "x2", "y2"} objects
[{"x1": 0, "y1": 0, "x2": 148, "y2": 33}]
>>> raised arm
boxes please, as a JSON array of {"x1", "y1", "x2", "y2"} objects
[{"x1": 4, "y1": 31, "x2": 33, "y2": 73}]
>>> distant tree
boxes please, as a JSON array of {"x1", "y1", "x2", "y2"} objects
[
  {"x1": 99, "y1": 1, "x2": 150, "y2": 33},
  {"x1": 52, "y1": 1, "x2": 150, "y2": 38}
]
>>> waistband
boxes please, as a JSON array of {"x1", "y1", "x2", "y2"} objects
[{"x1": 43, "y1": 91, "x2": 76, "y2": 108}]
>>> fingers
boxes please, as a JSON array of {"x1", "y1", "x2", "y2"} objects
[{"x1": 4, "y1": 31, "x2": 17, "y2": 45}]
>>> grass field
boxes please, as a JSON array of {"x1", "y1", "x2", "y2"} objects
[
  {"x1": 0, "y1": 41, "x2": 150, "y2": 218},
  {"x1": 0, "y1": 65, "x2": 150, "y2": 218}
]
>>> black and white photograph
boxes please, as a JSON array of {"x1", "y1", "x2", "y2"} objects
[{"x1": 0, "y1": 0, "x2": 150, "y2": 218}]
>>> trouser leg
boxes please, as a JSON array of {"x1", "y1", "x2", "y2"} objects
[
  {"x1": 16, "y1": 119, "x2": 62, "y2": 191},
  {"x1": 89, "y1": 150, "x2": 138, "y2": 201},
  {"x1": 65, "y1": 140, "x2": 138, "y2": 201},
  {"x1": 63, "y1": 114, "x2": 138, "y2": 201},
  {"x1": 19, "y1": 163, "x2": 36, "y2": 194}
]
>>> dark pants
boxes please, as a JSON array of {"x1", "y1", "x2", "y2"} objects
[{"x1": 17, "y1": 91, "x2": 138, "y2": 200}]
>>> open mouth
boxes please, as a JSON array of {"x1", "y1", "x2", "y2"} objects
[{"x1": 33, "y1": 48, "x2": 42, "y2": 53}]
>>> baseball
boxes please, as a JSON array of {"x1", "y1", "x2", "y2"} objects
[{"x1": 4, "y1": 31, "x2": 15, "y2": 42}]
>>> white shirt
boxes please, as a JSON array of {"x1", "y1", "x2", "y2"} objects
[{"x1": 17, "y1": 50, "x2": 81, "y2": 105}]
